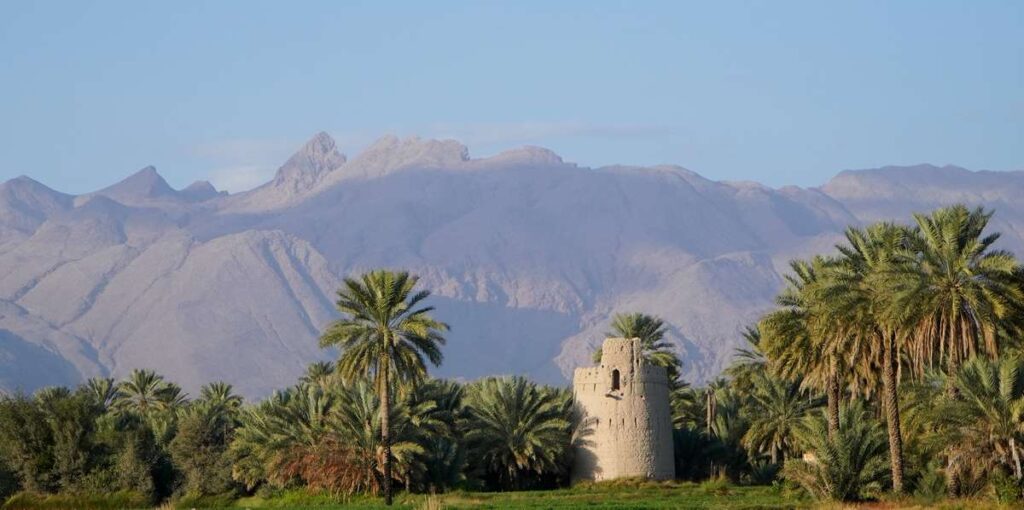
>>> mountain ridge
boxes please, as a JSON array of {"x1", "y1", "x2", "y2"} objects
[{"x1": 1, "y1": 133, "x2": 1021, "y2": 397}]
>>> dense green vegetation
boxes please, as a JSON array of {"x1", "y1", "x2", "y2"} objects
[{"x1": 1, "y1": 204, "x2": 1024, "y2": 508}]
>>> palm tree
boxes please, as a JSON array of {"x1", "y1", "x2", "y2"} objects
[
  {"x1": 318, "y1": 270, "x2": 448, "y2": 505},
  {"x1": 944, "y1": 356, "x2": 1024, "y2": 480},
  {"x1": 726, "y1": 325, "x2": 767, "y2": 394},
  {"x1": 671, "y1": 381, "x2": 703, "y2": 429},
  {"x1": 595, "y1": 312, "x2": 682, "y2": 383},
  {"x1": 819, "y1": 223, "x2": 911, "y2": 492},
  {"x1": 893, "y1": 205, "x2": 1024, "y2": 375},
  {"x1": 704, "y1": 384, "x2": 751, "y2": 481},
  {"x1": 33, "y1": 385, "x2": 71, "y2": 405},
  {"x1": 300, "y1": 361, "x2": 336, "y2": 386},
  {"x1": 230, "y1": 387, "x2": 326, "y2": 490},
  {"x1": 885, "y1": 206, "x2": 1024, "y2": 495},
  {"x1": 405, "y1": 379, "x2": 467, "y2": 492},
  {"x1": 331, "y1": 380, "x2": 426, "y2": 494},
  {"x1": 84, "y1": 377, "x2": 117, "y2": 409},
  {"x1": 761, "y1": 257, "x2": 848, "y2": 438},
  {"x1": 112, "y1": 369, "x2": 182, "y2": 415},
  {"x1": 784, "y1": 401, "x2": 890, "y2": 501},
  {"x1": 463, "y1": 376, "x2": 571, "y2": 490},
  {"x1": 199, "y1": 382, "x2": 243, "y2": 413},
  {"x1": 159, "y1": 382, "x2": 189, "y2": 409},
  {"x1": 742, "y1": 372, "x2": 815, "y2": 465}
]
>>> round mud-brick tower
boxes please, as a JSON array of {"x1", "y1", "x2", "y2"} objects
[{"x1": 571, "y1": 337, "x2": 675, "y2": 482}]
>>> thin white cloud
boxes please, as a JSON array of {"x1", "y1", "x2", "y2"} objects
[
  {"x1": 207, "y1": 165, "x2": 277, "y2": 193},
  {"x1": 190, "y1": 138, "x2": 297, "y2": 164},
  {"x1": 423, "y1": 121, "x2": 672, "y2": 147},
  {"x1": 188, "y1": 137, "x2": 297, "y2": 193}
]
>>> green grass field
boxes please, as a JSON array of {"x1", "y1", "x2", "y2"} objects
[
  {"x1": 231, "y1": 481, "x2": 805, "y2": 510},
  {"x1": 2, "y1": 481, "x2": 1014, "y2": 510},
  {"x1": 222, "y1": 481, "x2": 1009, "y2": 510}
]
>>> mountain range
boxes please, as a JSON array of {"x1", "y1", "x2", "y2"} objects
[{"x1": 1, "y1": 132, "x2": 1021, "y2": 397}]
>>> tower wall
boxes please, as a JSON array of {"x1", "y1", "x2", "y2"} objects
[{"x1": 572, "y1": 337, "x2": 675, "y2": 482}]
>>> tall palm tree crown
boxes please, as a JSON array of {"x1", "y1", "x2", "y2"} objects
[
  {"x1": 112, "y1": 369, "x2": 185, "y2": 415},
  {"x1": 726, "y1": 325, "x2": 767, "y2": 392},
  {"x1": 84, "y1": 377, "x2": 117, "y2": 410},
  {"x1": 594, "y1": 312, "x2": 682, "y2": 382},
  {"x1": 199, "y1": 382, "x2": 243, "y2": 413},
  {"x1": 891, "y1": 205, "x2": 1024, "y2": 374},
  {"x1": 320, "y1": 270, "x2": 448, "y2": 389}
]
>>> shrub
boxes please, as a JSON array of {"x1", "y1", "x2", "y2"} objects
[
  {"x1": 168, "y1": 404, "x2": 236, "y2": 498},
  {"x1": 744, "y1": 460, "x2": 781, "y2": 486},
  {"x1": 990, "y1": 470, "x2": 1022, "y2": 504},
  {"x1": 173, "y1": 491, "x2": 237, "y2": 509},
  {"x1": 1, "y1": 491, "x2": 148, "y2": 510}
]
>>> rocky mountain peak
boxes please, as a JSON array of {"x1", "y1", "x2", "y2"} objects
[
  {"x1": 94, "y1": 166, "x2": 177, "y2": 203},
  {"x1": 0, "y1": 176, "x2": 73, "y2": 232},
  {"x1": 2, "y1": 175, "x2": 69, "y2": 200},
  {"x1": 339, "y1": 135, "x2": 469, "y2": 178},
  {"x1": 181, "y1": 180, "x2": 224, "y2": 202},
  {"x1": 485, "y1": 146, "x2": 567, "y2": 167},
  {"x1": 270, "y1": 132, "x2": 347, "y2": 191}
]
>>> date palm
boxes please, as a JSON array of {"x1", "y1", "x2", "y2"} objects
[
  {"x1": 594, "y1": 312, "x2": 682, "y2": 383},
  {"x1": 319, "y1": 270, "x2": 448, "y2": 505},
  {"x1": 232, "y1": 384, "x2": 338, "y2": 490},
  {"x1": 331, "y1": 380, "x2": 426, "y2": 494},
  {"x1": 199, "y1": 381, "x2": 243, "y2": 414},
  {"x1": 464, "y1": 376, "x2": 571, "y2": 490},
  {"x1": 761, "y1": 257, "x2": 850, "y2": 438},
  {"x1": 159, "y1": 382, "x2": 189, "y2": 409},
  {"x1": 112, "y1": 369, "x2": 183, "y2": 415},
  {"x1": 784, "y1": 401, "x2": 890, "y2": 501},
  {"x1": 670, "y1": 380, "x2": 704, "y2": 430},
  {"x1": 84, "y1": 377, "x2": 117, "y2": 410},
  {"x1": 742, "y1": 372, "x2": 815, "y2": 465},
  {"x1": 405, "y1": 379, "x2": 467, "y2": 492},
  {"x1": 819, "y1": 223, "x2": 911, "y2": 492},
  {"x1": 726, "y1": 325, "x2": 767, "y2": 395},
  {"x1": 892, "y1": 205, "x2": 1024, "y2": 375},
  {"x1": 885, "y1": 206, "x2": 1024, "y2": 494},
  {"x1": 300, "y1": 361, "x2": 336, "y2": 386},
  {"x1": 944, "y1": 356, "x2": 1024, "y2": 480}
]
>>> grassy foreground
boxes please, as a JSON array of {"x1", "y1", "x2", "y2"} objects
[
  {"x1": 232, "y1": 481, "x2": 802, "y2": 509},
  {"x1": 2, "y1": 481, "x2": 1016, "y2": 510},
  {"x1": 215, "y1": 481, "x2": 1004, "y2": 510}
]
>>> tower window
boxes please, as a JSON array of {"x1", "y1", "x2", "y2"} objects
[{"x1": 611, "y1": 369, "x2": 620, "y2": 391}]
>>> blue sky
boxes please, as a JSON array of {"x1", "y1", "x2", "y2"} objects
[{"x1": 0, "y1": 1, "x2": 1020, "y2": 193}]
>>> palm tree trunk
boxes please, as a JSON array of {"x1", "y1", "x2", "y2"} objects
[
  {"x1": 706, "y1": 389, "x2": 716, "y2": 436},
  {"x1": 945, "y1": 360, "x2": 961, "y2": 497},
  {"x1": 771, "y1": 444, "x2": 779, "y2": 465},
  {"x1": 882, "y1": 333, "x2": 905, "y2": 494},
  {"x1": 381, "y1": 358, "x2": 393, "y2": 506},
  {"x1": 826, "y1": 362, "x2": 840, "y2": 438},
  {"x1": 1012, "y1": 438, "x2": 1022, "y2": 480}
]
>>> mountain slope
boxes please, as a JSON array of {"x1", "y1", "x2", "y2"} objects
[{"x1": 0, "y1": 134, "x2": 1020, "y2": 397}]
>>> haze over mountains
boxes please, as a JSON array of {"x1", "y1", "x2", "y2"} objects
[{"x1": 1, "y1": 132, "x2": 1021, "y2": 397}]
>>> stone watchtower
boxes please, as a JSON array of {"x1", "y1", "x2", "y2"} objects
[{"x1": 571, "y1": 337, "x2": 675, "y2": 482}]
